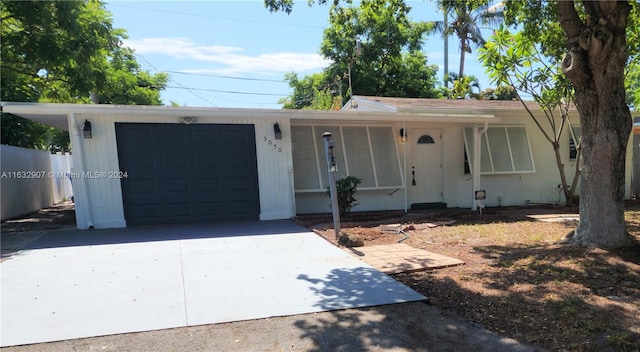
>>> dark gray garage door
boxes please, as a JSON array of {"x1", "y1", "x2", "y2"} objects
[{"x1": 115, "y1": 123, "x2": 260, "y2": 226}]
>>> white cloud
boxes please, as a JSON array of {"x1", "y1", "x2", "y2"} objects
[{"x1": 124, "y1": 37, "x2": 331, "y2": 75}]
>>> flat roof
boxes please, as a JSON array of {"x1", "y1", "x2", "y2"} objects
[{"x1": 1, "y1": 102, "x2": 501, "y2": 130}]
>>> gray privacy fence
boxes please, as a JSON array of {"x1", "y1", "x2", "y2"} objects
[{"x1": 1, "y1": 145, "x2": 73, "y2": 221}]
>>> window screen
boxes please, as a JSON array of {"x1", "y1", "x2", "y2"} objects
[
  {"x1": 342, "y1": 127, "x2": 376, "y2": 187},
  {"x1": 292, "y1": 125, "x2": 403, "y2": 191},
  {"x1": 292, "y1": 126, "x2": 321, "y2": 189},
  {"x1": 464, "y1": 126, "x2": 535, "y2": 174}
]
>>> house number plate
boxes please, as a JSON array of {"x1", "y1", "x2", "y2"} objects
[{"x1": 264, "y1": 136, "x2": 282, "y2": 152}]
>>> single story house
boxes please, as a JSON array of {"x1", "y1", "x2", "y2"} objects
[{"x1": 1, "y1": 97, "x2": 634, "y2": 229}]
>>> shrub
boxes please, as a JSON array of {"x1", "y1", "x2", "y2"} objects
[{"x1": 326, "y1": 176, "x2": 362, "y2": 217}]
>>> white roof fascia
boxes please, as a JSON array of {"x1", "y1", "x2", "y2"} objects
[
  {"x1": 292, "y1": 111, "x2": 499, "y2": 124},
  {"x1": 1, "y1": 102, "x2": 336, "y2": 118},
  {"x1": 341, "y1": 96, "x2": 397, "y2": 112},
  {"x1": 1, "y1": 101, "x2": 500, "y2": 127}
]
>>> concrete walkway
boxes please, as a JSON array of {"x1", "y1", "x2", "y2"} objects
[
  {"x1": 0, "y1": 220, "x2": 425, "y2": 347},
  {"x1": 346, "y1": 243, "x2": 465, "y2": 274}
]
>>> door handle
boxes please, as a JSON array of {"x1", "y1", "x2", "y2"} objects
[{"x1": 411, "y1": 166, "x2": 416, "y2": 186}]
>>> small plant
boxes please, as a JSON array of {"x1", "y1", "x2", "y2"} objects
[{"x1": 326, "y1": 176, "x2": 362, "y2": 217}]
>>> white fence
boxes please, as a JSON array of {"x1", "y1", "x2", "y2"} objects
[{"x1": 1, "y1": 145, "x2": 73, "y2": 221}]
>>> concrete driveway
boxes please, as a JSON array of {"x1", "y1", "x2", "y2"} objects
[{"x1": 0, "y1": 220, "x2": 425, "y2": 347}]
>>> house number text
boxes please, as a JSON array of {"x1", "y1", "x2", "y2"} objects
[{"x1": 264, "y1": 136, "x2": 282, "y2": 152}]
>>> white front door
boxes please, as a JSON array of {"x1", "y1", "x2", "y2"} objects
[{"x1": 407, "y1": 128, "x2": 443, "y2": 205}]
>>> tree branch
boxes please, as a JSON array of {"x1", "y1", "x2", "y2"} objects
[
  {"x1": 0, "y1": 63, "x2": 39, "y2": 78},
  {"x1": 557, "y1": 2, "x2": 584, "y2": 42},
  {"x1": 509, "y1": 77, "x2": 554, "y2": 145}
]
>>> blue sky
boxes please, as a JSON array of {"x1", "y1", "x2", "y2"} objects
[{"x1": 105, "y1": 1, "x2": 496, "y2": 109}]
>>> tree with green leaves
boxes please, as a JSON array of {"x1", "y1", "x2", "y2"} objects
[
  {"x1": 444, "y1": 71, "x2": 481, "y2": 99},
  {"x1": 279, "y1": 72, "x2": 342, "y2": 110},
  {"x1": 269, "y1": 0, "x2": 441, "y2": 109},
  {"x1": 479, "y1": 85, "x2": 518, "y2": 100},
  {"x1": 479, "y1": 28, "x2": 581, "y2": 207},
  {"x1": 1, "y1": 1, "x2": 120, "y2": 102},
  {"x1": 92, "y1": 47, "x2": 168, "y2": 106},
  {"x1": 500, "y1": 1, "x2": 639, "y2": 248},
  {"x1": 321, "y1": 0, "x2": 440, "y2": 101},
  {"x1": 1, "y1": 0, "x2": 168, "y2": 151}
]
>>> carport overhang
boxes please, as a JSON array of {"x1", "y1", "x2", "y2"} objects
[{"x1": 1, "y1": 102, "x2": 71, "y2": 130}]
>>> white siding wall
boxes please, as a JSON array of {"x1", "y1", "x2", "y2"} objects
[
  {"x1": 293, "y1": 111, "x2": 634, "y2": 215},
  {"x1": 69, "y1": 113, "x2": 293, "y2": 229},
  {"x1": 474, "y1": 112, "x2": 577, "y2": 207},
  {"x1": 65, "y1": 109, "x2": 634, "y2": 223}
]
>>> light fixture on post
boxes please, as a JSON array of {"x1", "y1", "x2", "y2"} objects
[
  {"x1": 273, "y1": 122, "x2": 282, "y2": 140},
  {"x1": 400, "y1": 128, "x2": 407, "y2": 143},
  {"x1": 323, "y1": 131, "x2": 340, "y2": 239},
  {"x1": 83, "y1": 120, "x2": 92, "y2": 139}
]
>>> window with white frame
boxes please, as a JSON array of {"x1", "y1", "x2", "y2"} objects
[
  {"x1": 291, "y1": 125, "x2": 403, "y2": 191},
  {"x1": 463, "y1": 126, "x2": 536, "y2": 174}
]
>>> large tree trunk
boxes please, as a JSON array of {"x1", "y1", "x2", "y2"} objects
[{"x1": 558, "y1": 1, "x2": 634, "y2": 248}]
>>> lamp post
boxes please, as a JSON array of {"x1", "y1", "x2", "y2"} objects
[{"x1": 323, "y1": 132, "x2": 341, "y2": 238}]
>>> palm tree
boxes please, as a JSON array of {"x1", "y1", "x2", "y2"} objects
[
  {"x1": 446, "y1": 72, "x2": 481, "y2": 99},
  {"x1": 435, "y1": 1, "x2": 503, "y2": 79}
]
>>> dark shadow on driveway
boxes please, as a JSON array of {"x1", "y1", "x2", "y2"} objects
[
  {"x1": 294, "y1": 267, "x2": 540, "y2": 352},
  {"x1": 14, "y1": 220, "x2": 310, "y2": 251}
]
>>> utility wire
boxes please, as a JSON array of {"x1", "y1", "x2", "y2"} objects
[
  {"x1": 164, "y1": 86, "x2": 289, "y2": 96},
  {"x1": 165, "y1": 71, "x2": 287, "y2": 83},
  {"x1": 135, "y1": 54, "x2": 219, "y2": 106},
  {"x1": 132, "y1": 53, "x2": 339, "y2": 106}
]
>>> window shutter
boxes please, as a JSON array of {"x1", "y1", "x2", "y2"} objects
[
  {"x1": 343, "y1": 126, "x2": 376, "y2": 187},
  {"x1": 370, "y1": 127, "x2": 402, "y2": 186},
  {"x1": 291, "y1": 126, "x2": 321, "y2": 190}
]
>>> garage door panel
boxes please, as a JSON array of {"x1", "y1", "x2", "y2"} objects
[
  {"x1": 223, "y1": 155, "x2": 251, "y2": 169},
  {"x1": 226, "y1": 176, "x2": 253, "y2": 191},
  {"x1": 156, "y1": 127, "x2": 186, "y2": 144},
  {"x1": 128, "y1": 204, "x2": 160, "y2": 219},
  {"x1": 162, "y1": 178, "x2": 190, "y2": 192},
  {"x1": 193, "y1": 178, "x2": 221, "y2": 192},
  {"x1": 221, "y1": 128, "x2": 249, "y2": 142},
  {"x1": 125, "y1": 156, "x2": 154, "y2": 168},
  {"x1": 194, "y1": 203, "x2": 223, "y2": 215},
  {"x1": 193, "y1": 154, "x2": 218, "y2": 168},
  {"x1": 125, "y1": 179, "x2": 157, "y2": 193},
  {"x1": 116, "y1": 123, "x2": 259, "y2": 226},
  {"x1": 163, "y1": 203, "x2": 191, "y2": 217},
  {"x1": 120, "y1": 126, "x2": 153, "y2": 145},
  {"x1": 190, "y1": 133, "x2": 216, "y2": 142},
  {"x1": 160, "y1": 151, "x2": 188, "y2": 168},
  {"x1": 224, "y1": 201, "x2": 256, "y2": 215}
]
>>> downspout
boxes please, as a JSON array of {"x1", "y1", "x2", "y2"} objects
[
  {"x1": 472, "y1": 122, "x2": 489, "y2": 211},
  {"x1": 69, "y1": 113, "x2": 94, "y2": 229},
  {"x1": 402, "y1": 121, "x2": 407, "y2": 213}
]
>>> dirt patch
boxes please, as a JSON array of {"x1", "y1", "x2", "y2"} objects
[
  {"x1": 299, "y1": 206, "x2": 640, "y2": 352},
  {"x1": 1, "y1": 201, "x2": 76, "y2": 233}
]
